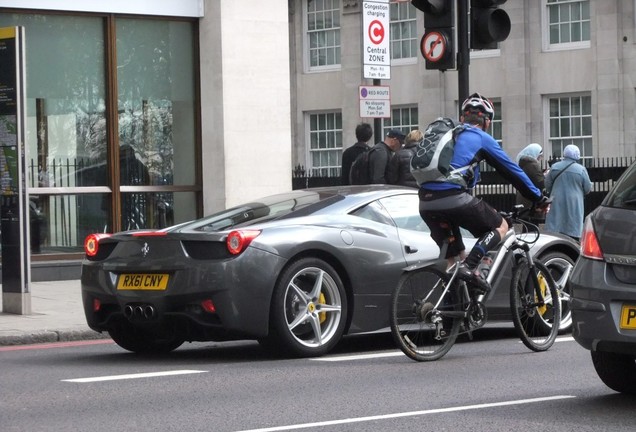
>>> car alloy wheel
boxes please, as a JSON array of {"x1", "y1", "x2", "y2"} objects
[
  {"x1": 540, "y1": 252, "x2": 575, "y2": 332},
  {"x1": 268, "y1": 257, "x2": 347, "y2": 357}
]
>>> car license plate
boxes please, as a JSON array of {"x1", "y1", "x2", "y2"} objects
[
  {"x1": 117, "y1": 274, "x2": 169, "y2": 290},
  {"x1": 619, "y1": 305, "x2": 636, "y2": 329}
]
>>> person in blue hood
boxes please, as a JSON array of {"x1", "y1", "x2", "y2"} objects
[
  {"x1": 418, "y1": 93, "x2": 548, "y2": 293},
  {"x1": 544, "y1": 144, "x2": 592, "y2": 241}
]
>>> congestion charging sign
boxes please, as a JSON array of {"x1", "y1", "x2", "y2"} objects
[{"x1": 362, "y1": 0, "x2": 390, "y2": 80}]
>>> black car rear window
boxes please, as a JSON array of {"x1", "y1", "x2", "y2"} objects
[
  {"x1": 175, "y1": 190, "x2": 344, "y2": 232},
  {"x1": 603, "y1": 163, "x2": 636, "y2": 209}
]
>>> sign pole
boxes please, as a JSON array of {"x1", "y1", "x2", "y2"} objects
[
  {"x1": 457, "y1": 0, "x2": 470, "y2": 114},
  {"x1": 0, "y1": 26, "x2": 31, "y2": 315},
  {"x1": 361, "y1": 0, "x2": 391, "y2": 141},
  {"x1": 372, "y1": 79, "x2": 382, "y2": 142}
]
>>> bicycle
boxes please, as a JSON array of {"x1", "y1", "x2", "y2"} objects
[{"x1": 389, "y1": 204, "x2": 561, "y2": 361}]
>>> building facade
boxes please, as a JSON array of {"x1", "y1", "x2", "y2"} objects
[
  {"x1": 0, "y1": 0, "x2": 292, "y2": 278},
  {"x1": 1, "y1": 0, "x2": 635, "y2": 279},
  {"x1": 289, "y1": 0, "x2": 636, "y2": 178}
]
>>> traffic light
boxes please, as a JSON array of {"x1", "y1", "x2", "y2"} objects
[
  {"x1": 412, "y1": 0, "x2": 456, "y2": 70},
  {"x1": 470, "y1": 0, "x2": 511, "y2": 50}
]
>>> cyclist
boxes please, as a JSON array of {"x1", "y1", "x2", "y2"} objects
[{"x1": 418, "y1": 93, "x2": 548, "y2": 293}]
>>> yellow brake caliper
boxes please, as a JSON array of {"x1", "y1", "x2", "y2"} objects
[
  {"x1": 536, "y1": 272, "x2": 548, "y2": 316},
  {"x1": 319, "y1": 293, "x2": 327, "y2": 323}
]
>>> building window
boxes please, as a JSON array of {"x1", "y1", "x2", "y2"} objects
[
  {"x1": 309, "y1": 112, "x2": 342, "y2": 176},
  {"x1": 489, "y1": 100, "x2": 503, "y2": 146},
  {"x1": 548, "y1": 94, "x2": 592, "y2": 160},
  {"x1": 383, "y1": 106, "x2": 418, "y2": 137},
  {"x1": 546, "y1": 0, "x2": 590, "y2": 47},
  {"x1": 0, "y1": 13, "x2": 199, "y2": 256},
  {"x1": 115, "y1": 18, "x2": 198, "y2": 230},
  {"x1": 307, "y1": 0, "x2": 341, "y2": 69},
  {"x1": 390, "y1": 1, "x2": 417, "y2": 61}
]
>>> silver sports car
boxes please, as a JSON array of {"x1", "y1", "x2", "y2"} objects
[{"x1": 81, "y1": 185, "x2": 578, "y2": 357}]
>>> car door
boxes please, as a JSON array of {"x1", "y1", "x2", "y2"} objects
[
  {"x1": 344, "y1": 197, "x2": 414, "y2": 332},
  {"x1": 378, "y1": 193, "x2": 444, "y2": 265},
  {"x1": 380, "y1": 193, "x2": 478, "y2": 263}
]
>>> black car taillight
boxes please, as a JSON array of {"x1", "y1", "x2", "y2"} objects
[{"x1": 580, "y1": 215, "x2": 604, "y2": 260}]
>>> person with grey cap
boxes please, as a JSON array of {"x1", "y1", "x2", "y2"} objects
[
  {"x1": 544, "y1": 144, "x2": 592, "y2": 241},
  {"x1": 368, "y1": 128, "x2": 405, "y2": 184}
]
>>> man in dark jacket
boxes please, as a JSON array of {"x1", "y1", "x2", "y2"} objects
[
  {"x1": 341, "y1": 123, "x2": 373, "y2": 185},
  {"x1": 388, "y1": 129, "x2": 421, "y2": 188},
  {"x1": 368, "y1": 128, "x2": 405, "y2": 184}
]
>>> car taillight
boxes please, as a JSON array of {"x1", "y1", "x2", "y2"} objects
[
  {"x1": 226, "y1": 230, "x2": 261, "y2": 255},
  {"x1": 84, "y1": 233, "x2": 112, "y2": 257},
  {"x1": 201, "y1": 299, "x2": 216, "y2": 313},
  {"x1": 580, "y1": 215, "x2": 604, "y2": 260}
]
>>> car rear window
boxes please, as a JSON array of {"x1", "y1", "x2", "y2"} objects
[
  {"x1": 176, "y1": 191, "x2": 344, "y2": 232},
  {"x1": 603, "y1": 162, "x2": 636, "y2": 209}
]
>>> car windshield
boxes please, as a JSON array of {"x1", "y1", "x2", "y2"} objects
[
  {"x1": 603, "y1": 163, "x2": 636, "y2": 209},
  {"x1": 175, "y1": 190, "x2": 343, "y2": 232}
]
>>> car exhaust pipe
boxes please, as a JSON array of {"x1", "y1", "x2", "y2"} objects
[
  {"x1": 143, "y1": 305, "x2": 156, "y2": 319},
  {"x1": 124, "y1": 304, "x2": 156, "y2": 320}
]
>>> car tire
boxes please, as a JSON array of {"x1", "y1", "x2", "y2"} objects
[
  {"x1": 108, "y1": 323, "x2": 184, "y2": 354},
  {"x1": 539, "y1": 251, "x2": 575, "y2": 333},
  {"x1": 591, "y1": 351, "x2": 636, "y2": 395},
  {"x1": 266, "y1": 257, "x2": 347, "y2": 358}
]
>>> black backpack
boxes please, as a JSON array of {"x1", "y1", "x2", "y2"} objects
[{"x1": 349, "y1": 147, "x2": 375, "y2": 185}]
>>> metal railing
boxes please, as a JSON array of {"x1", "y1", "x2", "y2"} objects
[{"x1": 292, "y1": 157, "x2": 636, "y2": 216}]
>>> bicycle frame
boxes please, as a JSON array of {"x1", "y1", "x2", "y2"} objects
[{"x1": 444, "y1": 224, "x2": 548, "y2": 317}]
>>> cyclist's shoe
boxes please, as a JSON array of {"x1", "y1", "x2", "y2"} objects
[{"x1": 457, "y1": 264, "x2": 491, "y2": 295}]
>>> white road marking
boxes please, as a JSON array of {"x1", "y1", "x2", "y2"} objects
[
  {"x1": 236, "y1": 395, "x2": 576, "y2": 432},
  {"x1": 316, "y1": 337, "x2": 576, "y2": 362},
  {"x1": 62, "y1": 369, "x2": 207, "y2": 383},
  {"x1": 517, "y1": 336, "x2": 575, "y2": 344},
  {"x1": 310, "y1": 351, "x2": 404, "y2": 362}
]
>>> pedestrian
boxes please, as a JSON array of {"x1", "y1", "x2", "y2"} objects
[
  {"x1": 388, "y1": 129, "x2": 421, "y2": 188},
  {"x1": 418, "y1": 93, "x2": 548, "y2": 293},
  {"x1": 515, "y1": 143, "x2": 546, "y2": 223},
  {"x1": 369, "y1": 128, "x2": 405, "y2": 184},
  {"x1": 341, "y1": 122, "x2": 373, "y2": 185},
  {"x1": 544, "y1": 144, "x2": 592, "y2": 241}
]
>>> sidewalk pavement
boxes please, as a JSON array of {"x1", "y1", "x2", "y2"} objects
[{"x1": 0, "y1": 280, "x2": 108, "y2": 345}]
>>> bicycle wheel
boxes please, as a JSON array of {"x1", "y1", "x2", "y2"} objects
[
  {"x1": 390, "y1": 266, "x2": 462, "y2": 361},
  {"x1": 510, "y1": 258, "x2": 561, "y2": 351}
]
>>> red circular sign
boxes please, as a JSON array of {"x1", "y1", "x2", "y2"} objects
[
  {"x1": 421, "y1": 31, "x2": 446, "y2": 62},
  {"x1": 368, "y1": 20, "x2": 385, "y2": 45}
]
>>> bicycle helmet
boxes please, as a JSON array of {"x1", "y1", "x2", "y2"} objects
[{"x1": 461, "y1": 92, "x2": 495, "y2": 120}]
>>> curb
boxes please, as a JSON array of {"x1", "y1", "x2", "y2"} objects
[{"x1": 0, "y1": 329, "x2": 110, "y2": 346}]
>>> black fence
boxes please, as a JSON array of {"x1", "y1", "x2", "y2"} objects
[{"x1": 292, "y1": 157, "x2": 636, "y2": 216}]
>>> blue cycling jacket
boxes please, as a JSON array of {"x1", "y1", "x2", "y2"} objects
[{"x1": 421, "y1": 124, "x2": 542, "y2": 202}]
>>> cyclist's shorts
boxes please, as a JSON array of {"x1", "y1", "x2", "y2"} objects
[{"x1": 419, "y1": 190, "x2": 503, "y2": 258}]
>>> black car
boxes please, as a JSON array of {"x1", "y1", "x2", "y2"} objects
[
  {"x1": 81, "y1": 186, "x2": 578, "y2": 357},
  {"x1": 571, "y1": 161, "x2": 636, "y2": 394}
]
